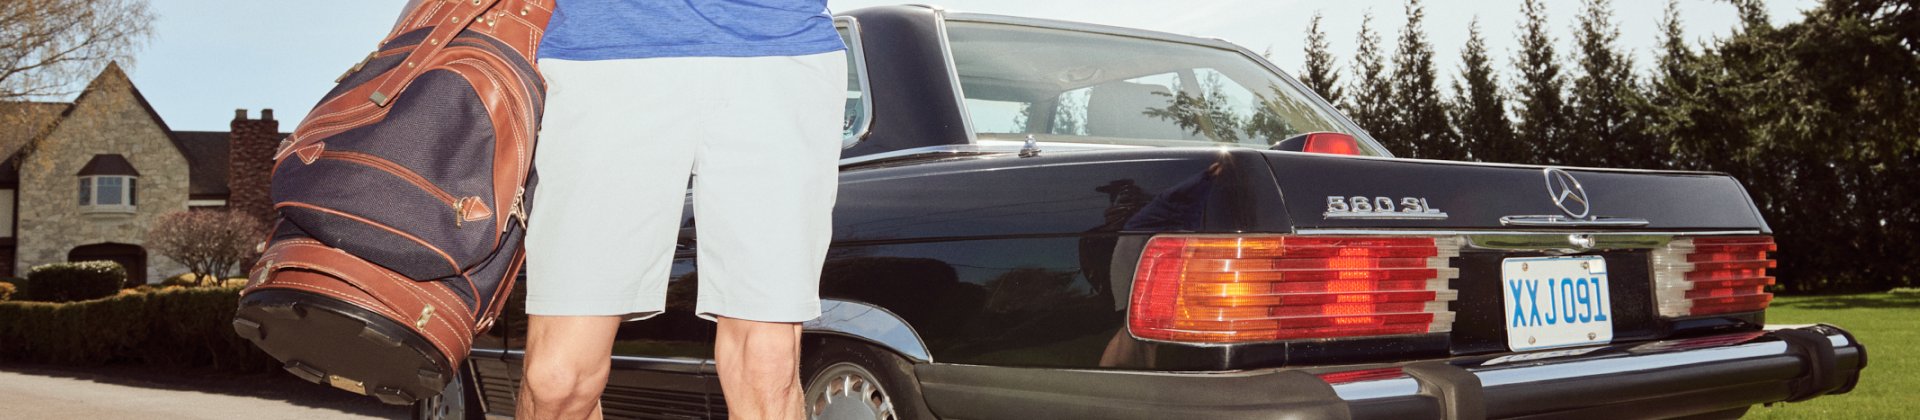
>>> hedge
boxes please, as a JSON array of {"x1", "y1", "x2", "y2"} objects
[
  {"x1": 21, "y1": 261, "x2": 126, "y2": 302},
  {"x1": 0, "y1": 285, "x2": 279, "y2": 373}
]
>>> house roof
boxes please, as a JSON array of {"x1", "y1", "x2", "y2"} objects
[
  {"x1": 1, "y1": 64, "x2": 291, "y2": 199},
  {"x1": 77, "y1": 154, "x2": 140, "y2": 176},
  {"x1": 173, "y1": 131, "x2": 231, "y2": 198}
]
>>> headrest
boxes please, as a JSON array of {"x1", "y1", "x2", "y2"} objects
[{"x1": 1086, "y1": 82, "x2": 1196, "y2": 140}]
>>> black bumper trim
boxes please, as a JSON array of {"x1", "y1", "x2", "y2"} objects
[
  {"x1": 1773, "y1": 327, "x2": 1836, "y2": 402},
  {"x1": 915, "y1": 364, "x2": 1351, "y2": 420},
  {"x1": 1403, "y1": 362, "x2": 1486, "y2": 420}
]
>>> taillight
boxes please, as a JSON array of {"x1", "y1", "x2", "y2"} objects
[
  {"x1": 1271, "y1": 132, "x2": 1363, "y2": 156},
  {"x1": 1651, "y1": 236, "x2": 1776, "y2": 317},
  {"x1": 1302, "y1": 133, "x2": 1362, "y2": 155},
  {"x1": 1127, "y1": 235, "x2": 1459, "y2": 344}
]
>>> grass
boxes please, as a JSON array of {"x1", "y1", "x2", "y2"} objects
[{"x1": 1742, "y1": 292, "x2": 1919, "y2": 419}]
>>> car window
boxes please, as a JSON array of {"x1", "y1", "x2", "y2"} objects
[
  {"x1": 946, "y1": 21, "x2": 1371, "y2": 154},
  {"x1": 837, "y1": 19, "x2": 871, "y2": 145}
]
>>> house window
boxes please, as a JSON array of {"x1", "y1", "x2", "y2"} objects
[{"x1": 76, "y1": 154, "x2": 140, "y2": 214}]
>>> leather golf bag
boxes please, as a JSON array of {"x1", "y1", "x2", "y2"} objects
[{"x1": 233, "y1": 0, "x2": 551, "y2": 405}]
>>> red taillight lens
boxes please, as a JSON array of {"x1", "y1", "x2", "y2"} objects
[
  {"x1": 1128, "y1": 235, "x2": 1459, "y2": 344},
  {"x1": 1317, "y1": 367, "x2": 1408, "y2": 384},
  {"x1": 1303, "y1": 133, "x2": 1362, "y2": 155},
  {"x1": 1652, "y1": 236, "x2": 1776, "y2": 317}
]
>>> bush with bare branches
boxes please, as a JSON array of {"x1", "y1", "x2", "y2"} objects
[{"x1": 146, "y1": 210, "x2": 264, "y2": 286}]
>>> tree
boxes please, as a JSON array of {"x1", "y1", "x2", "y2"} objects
[
  {"x1": 1642, "y1": 0, "x2": 1709, "y2": 170},
  {"x1": 1386, "y1": 0, "x2": 1460, "y2": 160},
  {"x1": 0, "y1": 0, "x2": 154, "y2": 100},
  {"x1": 147, "y1": 210, "x2": 266, "y2": 285},
  {"x1": 1512, "y1": 0, "x2": 1570, "y2": 164},
  {"x1": 1566, "y1": 0, "x2": 1651, "y2": 168},
  {"x1": 1451, "y1": 18, "x2": 1515, "y2": 163},
  {"x1": 1299, "y1": 12, "x2": 1344, "y2": 104},
  {"x1": 1655, "y1": 0, "x2": 1920, "y2": 292},
  {"x1": 1343, "y1": 12, "x2": 1396, "y2": 143}
]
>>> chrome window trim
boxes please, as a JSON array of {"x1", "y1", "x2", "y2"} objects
[
  {"x1": 838, "y1": 140, "x2": 1145, "y2": 167},
  {"x1": 836, "y1": 16, "x2": 875, "y2": 149},
  {"x1": 928, "y1": 6, "x2": 977, "y2": 143}
]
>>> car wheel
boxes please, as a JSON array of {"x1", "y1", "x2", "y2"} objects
[
  {"x1": 412, "y1": 367, "x2": 482, "y2": 420},
  {"x1": 803, "y1": 338, "x2": 937, "y2": 420}
]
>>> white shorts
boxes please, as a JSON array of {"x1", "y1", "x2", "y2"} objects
[{"x1": 523, "y1": 51, "x2": 846, "y2": 323}]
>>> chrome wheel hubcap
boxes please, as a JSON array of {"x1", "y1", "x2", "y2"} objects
[{"x1": 807, "y1": 362, "x2": 897, "y2": 420}]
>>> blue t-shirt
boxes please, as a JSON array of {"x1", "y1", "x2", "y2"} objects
[{"x1": 537, "y1": 0, "x2": 844, "y2": 60}]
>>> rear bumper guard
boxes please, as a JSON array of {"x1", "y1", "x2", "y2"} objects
[
  {"x1": 1340, "y1": 324, "x2": 1863, "y2": 419},
  {"x1": 913, "y1": 324, "x2": 1865, "y2": 420}
]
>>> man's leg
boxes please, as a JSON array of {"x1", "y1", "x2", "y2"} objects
[
  {"x1": 691, "y1": 51, "x2": 848, "y2": 419},
  {"x1": 517, "y1": 315, "x2": 621, "y2": 420},
  {"x1": 517, "y1": 56, "x2": 694, "y2": 420},
  {"x1": 714, "y1": 317, "x2": 805, "y2": 419}
]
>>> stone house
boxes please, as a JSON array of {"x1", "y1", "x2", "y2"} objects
[{"x1": 0, "y1": 63, "x2": 282, "y2": 283}]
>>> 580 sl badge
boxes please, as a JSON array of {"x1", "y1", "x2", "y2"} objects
[{"x1": 1324, "y1": 196, "x2": 1449, "y2": 220}]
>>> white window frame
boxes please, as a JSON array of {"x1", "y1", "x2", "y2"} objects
[{"x1": 79, "y1": 174, "x2": 137, "y2": 214}]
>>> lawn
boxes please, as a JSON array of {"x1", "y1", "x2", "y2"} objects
[{"x1": 1742, "y1": 291, "x2": 1918, "y2": 419}]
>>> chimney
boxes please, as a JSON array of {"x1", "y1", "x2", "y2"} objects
[{"x1": 228, "y1": 108, "x2": 279, "y2": 223}]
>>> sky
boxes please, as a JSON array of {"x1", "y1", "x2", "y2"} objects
[{"x1": 123, "y1": 0, "x2": 1820, "y2": 131}]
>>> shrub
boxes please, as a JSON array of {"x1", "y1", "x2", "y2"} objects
[
  {"x1": 161, "y1": 272, "x2": 213, "y2": 287},
  {"x1": 21, "y1": 261, "x2": 126, "y2": 302},
  {"x1": 147, "y1": 210, "x2": 266, "y2": 281},
  {"x1": 0, "y1": 285, "x2": 278, "y2": 372},
  {"x1": 0, "y1": 282, "x2": 13, "y2": 301}
]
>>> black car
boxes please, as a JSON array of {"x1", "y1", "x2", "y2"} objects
[{"x1": 418, "y1": 5, "x2": 1867, "y2": 419}]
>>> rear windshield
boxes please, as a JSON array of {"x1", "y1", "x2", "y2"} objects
[{"x1": 947, "y1": 21, "x2": 1373, "y2": 153}]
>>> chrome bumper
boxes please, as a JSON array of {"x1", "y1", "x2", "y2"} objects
[{"x1": 1334, "y1": 324, "x2": 1865, "y2": 419}]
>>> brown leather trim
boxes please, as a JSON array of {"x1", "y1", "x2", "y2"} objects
[
  {"x1": 248, "y1": 241, "x2": 480, "y2": 365},
  {"x1": 457, "y1": 196, "x2": 492, "y2": 223},
  {"x1": 273, "y1": 201, "x2": 464, "y2": 279},
  {"x1": 439, "y1": 53, "x2": 531, "y2": 236},
  {"x1": 294, "y1": 142, "x2": 325, "y2": 164},
  {"x1": 473, "y1": 248, "x2": 524, "y2": 334},
  {"x1": 369, "y1": 0, "x2": 503, "y2": 107}
]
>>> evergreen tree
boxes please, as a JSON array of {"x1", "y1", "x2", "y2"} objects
[
  {"x1": 1450, "y1": 18, "x2": 1514, "y2": 163},
  {"x1": 1385, "y1": 0, "x2": 1460, "y2": 160},
  {"x1": 1642, "y1": 0, "x2": 1713, "y2": 170},
  {"x1": 1512, "y1": 0, "x2": 1569, "y2": 164},
  {"x1": 1343, "y1": 12, "x2": 1396, "y2": 143},
  {"x1": 1299, "y1": 12, "x2": 1344, "y2": 104},
  {"x1": 1652, "y1": 0, "x2": 1920, "y2": 292},
  {"x1": 1567, "y1": 0, "x2": 1650, "y2": 168}
]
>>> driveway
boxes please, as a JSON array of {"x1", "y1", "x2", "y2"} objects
[{"x1": 0, "y1": 364, "x2": 408, "y2": 419}]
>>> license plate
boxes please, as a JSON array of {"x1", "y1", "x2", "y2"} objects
[{"x1": 1501, "y1": 256, "x2": 1613, "y2": 351}]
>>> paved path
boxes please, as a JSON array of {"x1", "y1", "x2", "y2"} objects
[{"x1": 0, "y1": 365, "x2": 406, "y2": 419}]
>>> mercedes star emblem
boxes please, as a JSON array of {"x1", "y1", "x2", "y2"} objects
[{"x1": 1543, "y1": 168, "x2": 1591, "y2": 219}]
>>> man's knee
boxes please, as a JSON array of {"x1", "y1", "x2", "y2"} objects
[{"x1": 521, "y1": 357, "x2": 609, "y2": 405}]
